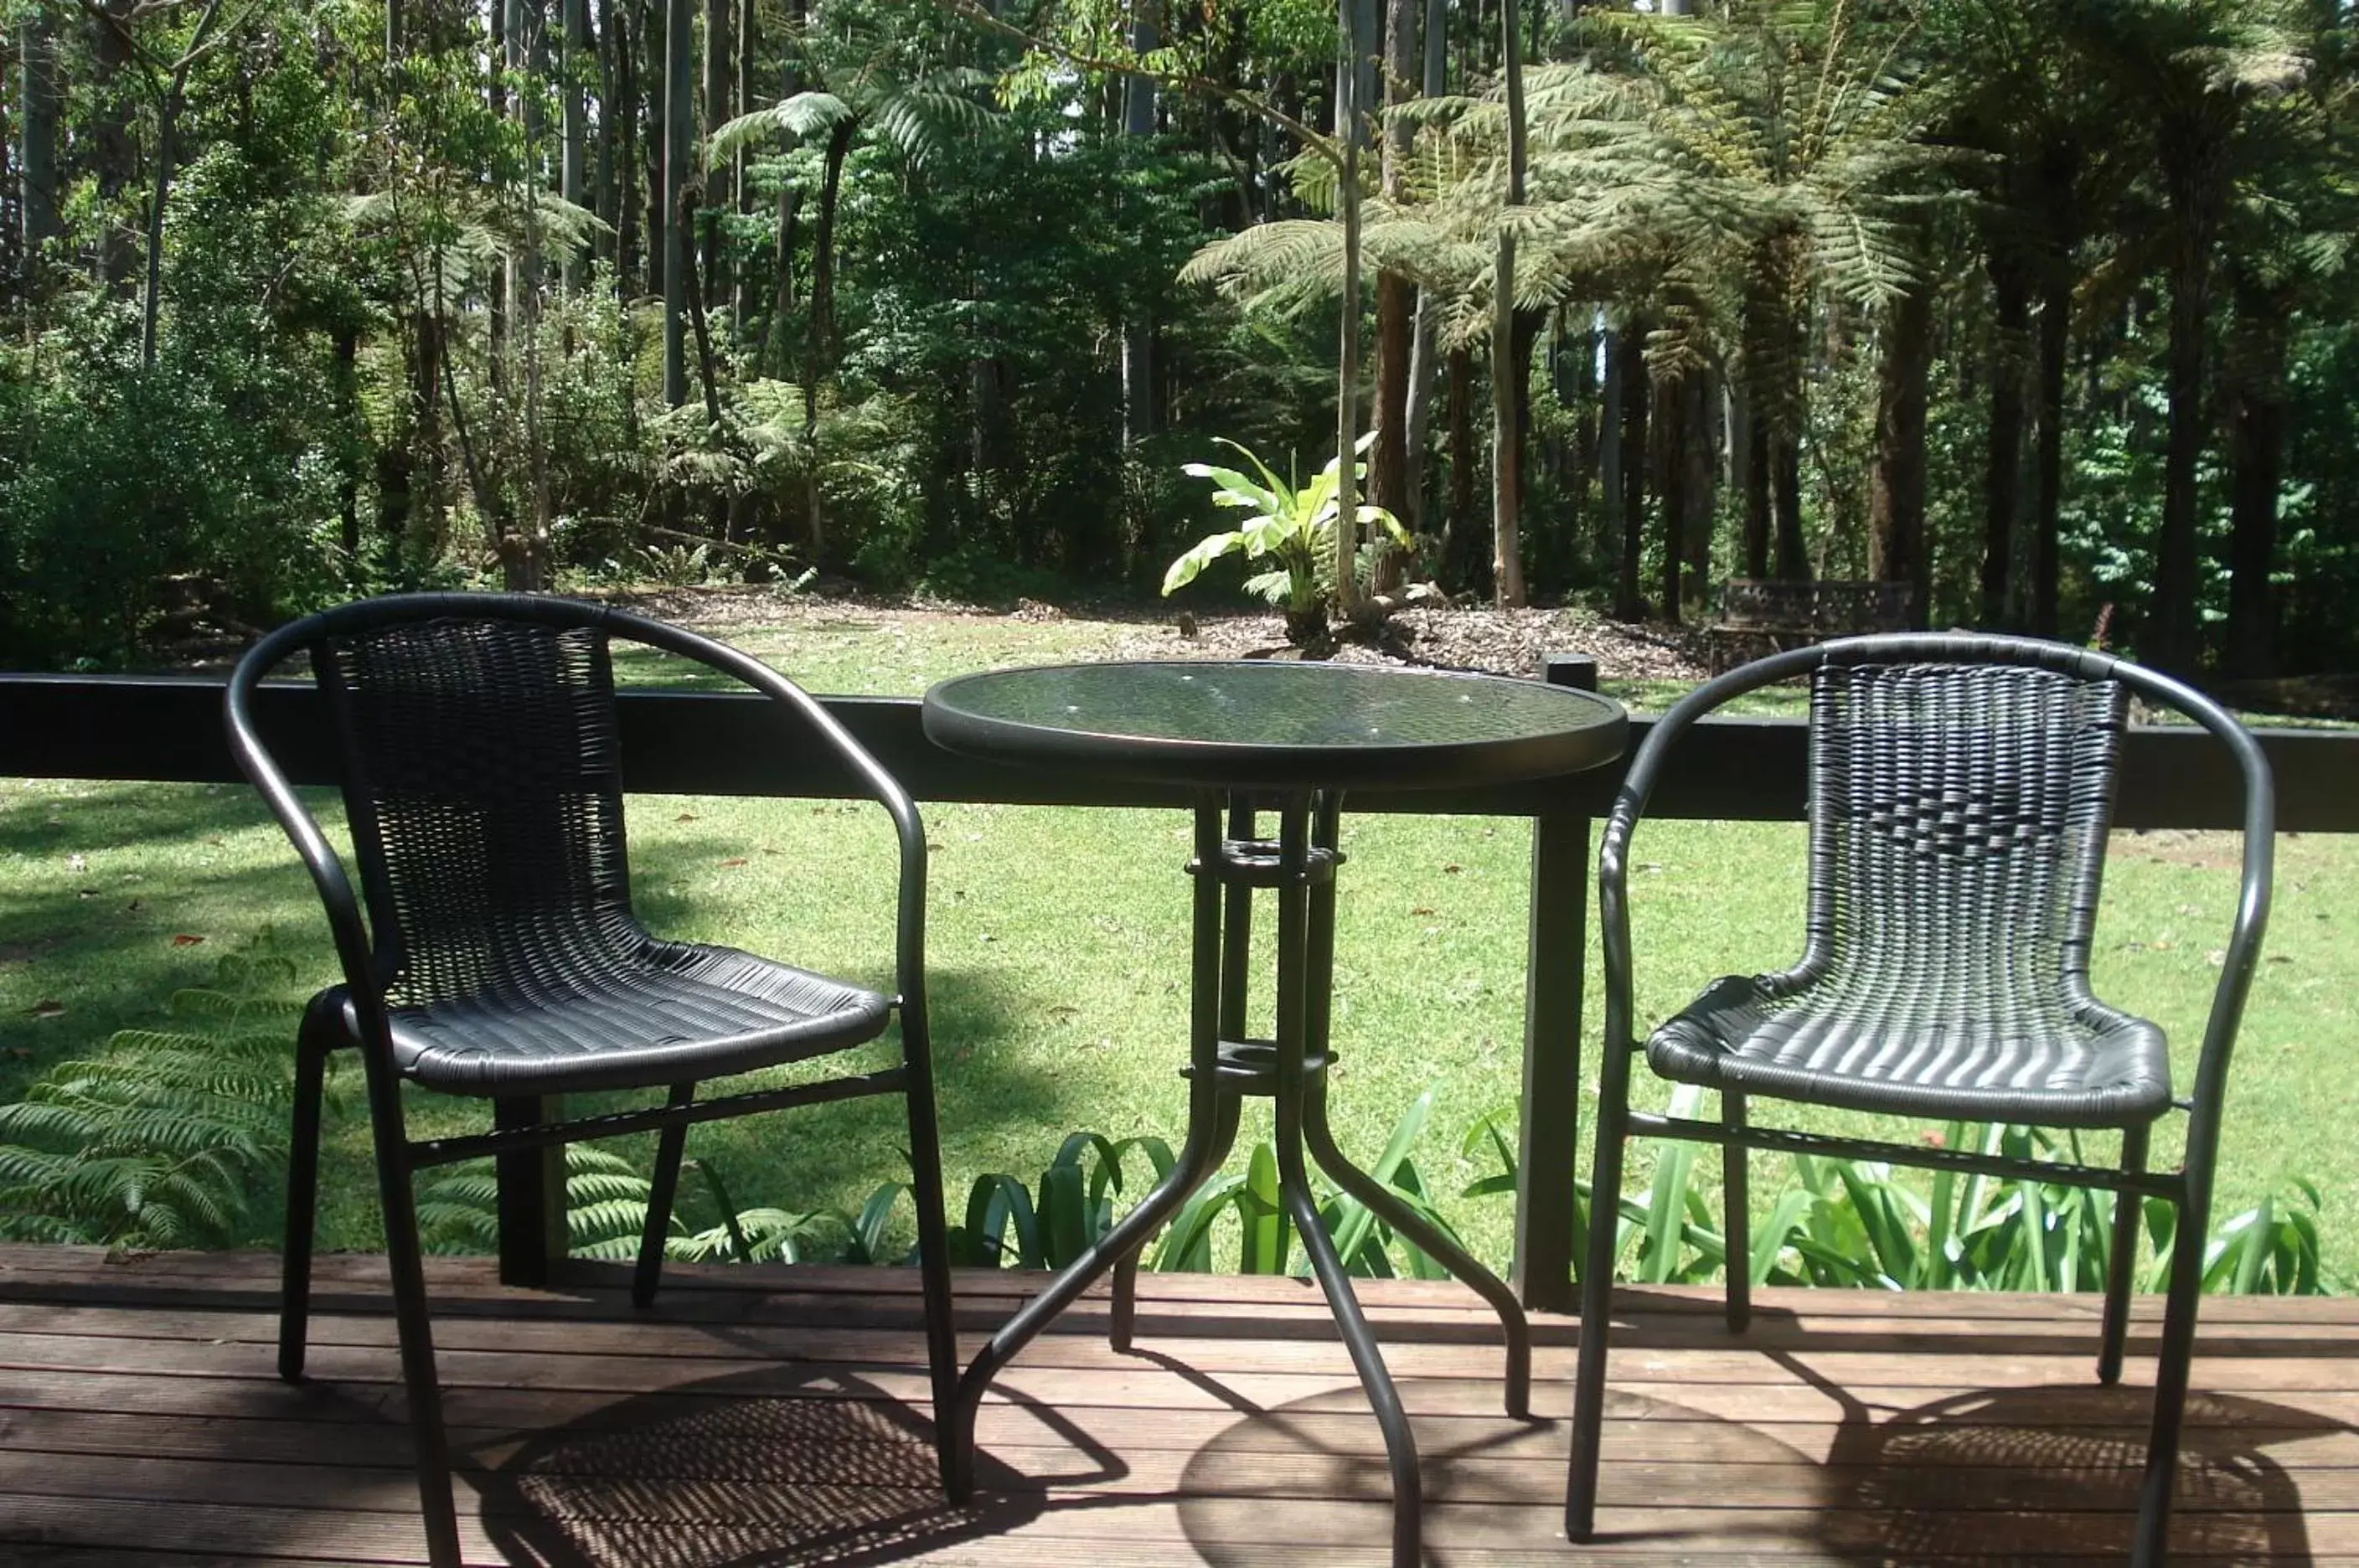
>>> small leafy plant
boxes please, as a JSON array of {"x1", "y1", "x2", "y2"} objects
[{"x1": 1161, "y1": 433, "x2": 1413, "y2": 647}]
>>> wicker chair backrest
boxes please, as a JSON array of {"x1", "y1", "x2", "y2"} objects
[
  {"x1": 1791, "y1": 655, "x2": 2128, "y2": 1014},
  {"x1": 316, "y1": 614, "x2": 641, "y2": 1008}
]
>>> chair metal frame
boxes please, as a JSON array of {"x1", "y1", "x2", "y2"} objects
[
  {"x1": 1564, "y1": 633, "x2": 2274, "y2": 1567},
  {"x1": 226, "y1": 593, "x2": 960, "y2": 1568}
]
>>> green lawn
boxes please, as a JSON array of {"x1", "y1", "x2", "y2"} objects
[{"x1": 1, "y1": 606, "x2": 2346, "y2": 1285}]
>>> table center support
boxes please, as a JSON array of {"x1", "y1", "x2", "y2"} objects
[{"x1": 943, "y1": 791, "x2": 1534, "y2": 1568}]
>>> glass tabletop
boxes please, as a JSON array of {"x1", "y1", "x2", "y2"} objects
[{"x1": 921, "y1": 660, "x2": 1626, "y2": 791}]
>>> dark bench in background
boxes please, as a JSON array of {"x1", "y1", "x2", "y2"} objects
[{"x1": 1706, "y1": 579, "x2": 1919, "y2": 672}]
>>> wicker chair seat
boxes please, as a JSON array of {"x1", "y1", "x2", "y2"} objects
[
  {"x1": 1649, "y1": 973, "x2": 2171, "y2": 1128},
  {"x1": 347, "y1": 942, "x2": 890, "y2": 1098}
]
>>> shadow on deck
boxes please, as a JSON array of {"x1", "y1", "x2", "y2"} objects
[{"x1": 1, "y1": 1246, "x2": 2352, "y2": 1565}]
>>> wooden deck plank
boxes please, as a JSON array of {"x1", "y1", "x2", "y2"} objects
[{"x1": 1, "y1": 1246, "x2": 2350, "y2": 1565}]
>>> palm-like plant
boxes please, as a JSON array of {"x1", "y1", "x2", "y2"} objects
[
  {"x1": 1162, "y1": 434, "x2": 1413, "y2": 647},
  {"x1": 709, "y1": 15, "x2": 993, "y2": 379}
]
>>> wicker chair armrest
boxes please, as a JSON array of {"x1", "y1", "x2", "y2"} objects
[
  {"x1": 2108, "y1": 663, "x2": 2275, "y2": 1143},
  {"x1": 1598, "y1": 643, "x2": 1833, "y2": 1054},
  {"x1": 599, "y1": 609, "x2": 933, "y2": 1044},
  {"x1": 225, "y1": 621, "x2": 388, "y2": 1029}
]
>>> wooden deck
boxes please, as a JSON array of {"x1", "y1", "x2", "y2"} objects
[{"x1": 1, "y1": 1246, "x2": 2353, "y2": 1565}]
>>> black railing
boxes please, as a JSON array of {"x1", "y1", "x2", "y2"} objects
[{"x1": 6, "y1": 666, "x2": 2353, "y2": 1308}]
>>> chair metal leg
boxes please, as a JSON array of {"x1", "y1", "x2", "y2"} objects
[
  {"x1": 896, "y1": 1015, "x2": 965, "y2": 1504},
  {"x1": 279, "y1": 1001, "x2": 338, "y2": 1383},
  {"x1": 1566, "y1": 1041, "x2": 1639, "y2": 1543},
  {"x1": 1723, "y1": 1092, "x2": 1751, "y2": 1334},
  {"x1": 2133, "y1": 1175, "x2": 2207, "y2": 1568},
  {"x1": 357, "y1": 1047, "x2": 460, "y2": 1568},
  {"x1": 633, "y1": 1082, "x2": 696, "y2": 1309},
  {"x1": 2099, "y1": 1123, "x2": 2151, "y2": 1386}
]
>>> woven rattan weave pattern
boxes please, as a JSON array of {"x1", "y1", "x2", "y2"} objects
[
  {"x1": 318, "y1": 616, "x2": 889, "y2": 1097},
  {"x1": 1647, "y1": 658, "x2": 2169, "y2": 1128}
]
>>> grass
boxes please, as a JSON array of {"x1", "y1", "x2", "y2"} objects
[{"x1": 1, "y1": 606, "x2": 2346, "y2": 1283}]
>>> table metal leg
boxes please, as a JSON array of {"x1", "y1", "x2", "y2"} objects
[
  {"x1": 1272, "y1": 792, "x2": 1422, "y2": 1567},
  {"x1": 947, "y1": 797, "x2": 1240, "y2": 1491},
  {"x1": 1303, "y1": 1075, "x2": 1533, "y2": 1417}
]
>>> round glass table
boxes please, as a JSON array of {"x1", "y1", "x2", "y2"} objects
[{"x1": 921, "y1": 659, "x2": 1628, "y2": 1565}]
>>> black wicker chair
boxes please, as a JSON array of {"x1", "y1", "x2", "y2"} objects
[
  {"x1": 226, "y1": 594, "x2": 960, "y2": 1568},
  {"x1": 1564, "y1": 634, "x2": 2274, "y2": 1567}
]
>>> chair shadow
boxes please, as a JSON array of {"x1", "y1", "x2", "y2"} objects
[
  {"x1": 476, "y1": 1364, "x2": 1128, "y2": 1568},
  {"x1": 1819, "y1": 1380, "x2": 2337, "y2": 1562}
]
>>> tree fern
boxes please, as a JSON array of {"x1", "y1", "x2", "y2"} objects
[{"x1": 0, "y1": 933, "x2": 308, "y2": 1251}]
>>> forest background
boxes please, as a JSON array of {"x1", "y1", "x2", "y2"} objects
[{"x1": 1, "y1": 0, "x2": 2355, "y2": 676}]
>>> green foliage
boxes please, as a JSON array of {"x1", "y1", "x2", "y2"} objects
[
  {"x1": 419, "y1": 1144, "x2": 904, "y2": 1265},
  {"x1": 1163, "y1": 434, "x2": 1413, "y2": 621},
  {"x1": 1460, "y1": 1096, "x2": 2346, "y2": 1295},
  {"x1": 0, "y1": 935, "x2": 307, "y2": 1249}
]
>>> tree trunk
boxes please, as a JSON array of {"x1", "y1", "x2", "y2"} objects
[
  {"x1": 1333, "y1": 0, "x2": 1369, "y2": 620},
  {"x1": 1367, "y1": 0, "x2": 1418, "y2": 570},
  {"x1": 90, "y1": 0, "x2": 139, "y2": 287},
  {"x1": 1613, "y1": 344, "x2": 1648, "y2": 620},
  {"x1": 1121, "y1": 1, "x2": 1158, "y2": 446},
  {"x1": 1657, "y1": 369, "x2": 1686, "y2": 625},
  {"x1": 562, "y1": 0, "x2": 589, "y2": 291},
  {"x1": 1682, "y1": 369, "x2": 1713, "y2": 598},
  {"x1": 1598, "y1": 325, "x2": 1623, "y2": 570},
  {"x1": 2029, "y1": 271, "x2": 2069, "y2": 637},
  {"x1": 1489, "y1": 0, "x2": 1527, "y2": 607},
  {"x1": 1399, "y1": 0, "x2": 1449, "y2": 534},
  {"x1": 18, "y1": 18, "x2": 60, "y2": 262},
  {"x1": 643, "y1": 0, "x2": 666, "y2": 299},
  {"x1": 730, "y1": 0, "x2": 755, "y2": 326},
  {"x1": 701, "y1": 0, "x2": 730, "y2": 317},
  {"x1": 1771, "y1": 434, "x2": 1806, "y2": 580},
  {"x1": 2223, "y1": 298, "x2": 2288, "y2": 678},
  {"x1": 1981, "y1": 259, "x2": 2031, "y2": 627},
  {"x1": 1445, "y1": 346, "x2": 1482, "y2": 592},
  {"x1": 139, "y1": 95, "x2": 183, "y2": 369},
  {"x1": 2152, "y1": 111, "x2": 2226, "y2": 674},
  {"x1": 1868, "y1": 278, "x2": 1931, "y2": 625},
  {"x1": 1742, "y1": 415, "x2": 1769, "y2": 578},
  {"x1": 662, "y1": 0, "x2": 693, "y2": 405}
]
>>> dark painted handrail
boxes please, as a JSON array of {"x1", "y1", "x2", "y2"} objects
[
  {"x1": 3, "y1": 669, "x2": 2352, "y2": 1309},
  {"x1": 4, "y1": 672, "x2": 2350, "y2": 828}
]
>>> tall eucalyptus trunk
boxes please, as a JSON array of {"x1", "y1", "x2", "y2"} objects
[
  {"x1": 701, "y1": 0, "x2": 730, "y2": 322},
  {"x1": 18, "y1": 18, "x2": 61, "y2": 262},
  {"x1": 1489, "y1": 0, "x2": 1527, "y2": 606},
  {"x1": 643, "y1": 0, "x2": 666, "y2": 299},
  {"x1": 1682, "y1": 369, "x2": 1714, "y2": 593},
  {"x1": 562, "y1": 0, "x2": 589, "y2": 291},
  {"x1": 731, "y1": 0, "x2": 755, "y2": 325},
  {"x1": 1599, "y1": 321, "x2": 1624, "y2": 571},
  {"x1": 1368, "y1": 0, "x2": 1419, "y2": 563},
  {"x1": 2151, "y1": 102, "x2": 2229, "y2": 674},
  {"x1": 2030, "y1": 272, "x2": 2069, "y2": 637},
  {"x1": 1401, "y1": 0, "x2": 1448, "y2": 534},
  {"x1": 2223, "y1": 291, "x2": 2289, "y2": 678},
  {"x1": 1121, "y1": 0, "x2": 1158, "y2": 446},
  {"x1": 1869, "y1": 277, "x2": 1931, "y2": 626},
  {"x1": 1613, "y1": 348, "x2": 1648, "y2": 619},
  {"x1": 1332, "y1": 0, "x2": 1369, "y2": 619},
  {"x1": 1657, "y1": 369, "x2": 1688, "y2": 624},
  {"x1": 662, "y1": 0, "x2": 693, "y2": 405},
  {"x1": 1982, "y1": 257, "x2": 2031, "y2": 627}
]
